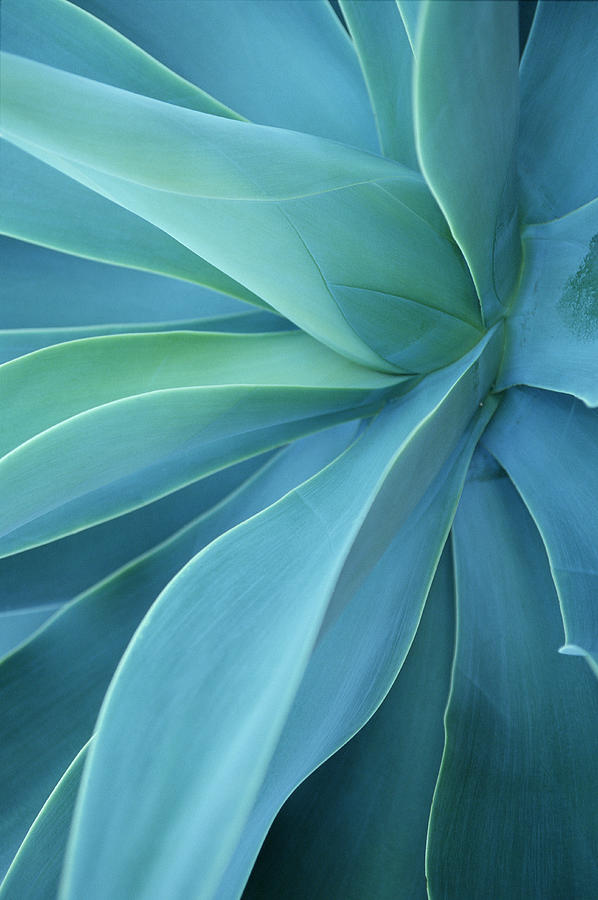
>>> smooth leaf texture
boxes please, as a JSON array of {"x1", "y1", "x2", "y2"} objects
[
  {"x1": 0, "y1": 425, "x2": 358, "y2": 879},
  {"x1": 217, "y1": 397, "x2": 498, "y2": 899},
  {"x1": 0, "y1": 142, "x2": 269, "y2": 309},
  {"x1": 2, "y1": 0, "x2": 240, "y2": 119},
  {"x1": 518, "y1": 0, "x2": 598, "y2": 222},
  {"x1": 0, "y1": 606, "x2": 60, "y2": 659},
  {"x1": 0, "y1": 236, "x2": 286, "y2": 363},
  {"x1": 0, "y1": 329, "x2": 401, "y2": 557},
  {"x1": 496, "y1": 198, "x2": 598, "y2": 405},
  {"x1": 0, "y1": 457, "x2": 269, "y2": 615},
  {"x1": 0, "y1": 746, "x2": 88, "y2": 900},
  {"x1": 339, "y1": 0, "x2": 418, "y2": 167},
  {"x1": 483, "y1": 388, "x2": 598, "y2": 675},
  {"x1": 414, "y1": 0, "x2": 521, "y2": 321},
  {"x1": 73, "y1": 0, "x2": 379, "y2": 150},
  {"x1": 1, "y1": 52, "x2": 483, "y2": 370},
  {"x1": 1, "y1": 330, "x2": 400, "y2": 458},
  {"x1": 59, "y1": 329, "x2": 501, "y2": 900},
  {"x1": 396, "y1": 1, "x2": 421, "y2": 53},
  {"x1": 244, "y1": 547, "x2": 454, "y2": 900},
  {"x1": 427, "y1": 456, "x2": 598, "y2": 897}
]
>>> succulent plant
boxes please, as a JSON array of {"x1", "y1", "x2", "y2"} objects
[{"x1": 1, "y1": 1, "x2": 597, "y2": 897}]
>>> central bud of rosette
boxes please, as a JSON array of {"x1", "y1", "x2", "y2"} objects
[{"x1": 283, "y1": 169, "x2": 486, "y2": 377}]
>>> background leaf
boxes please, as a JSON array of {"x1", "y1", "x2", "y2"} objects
[{"x1": 426, "y1": 450, "x2": 598, "y2": 898}]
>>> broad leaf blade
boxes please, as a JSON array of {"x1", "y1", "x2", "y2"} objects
[
  {"x1": 496, "y1": 199, "x2": 598, "y2": 406},
  {"x1": 427, "y1": 453, "x2": 598, "y2": 896},
  {"x1": 339, "y1": 0, "x2": 417, "y2": 167},
  {"x1": 73, "y1": 0, "x2": 379, "y2": 150},
  {"x1": 414, "y1": 0, "x2": 521, "y2": 321},
  {"x1": 0, "y1": 143, "x2": 269, "y2": 310},
  {"x1": 244, "y1": 547, "x2": 454, "y2": 900},
  {"x1": 0, "y1": 426, "x2": 358, "y2": 876},
  {"x1": 59, "y1": 329, "x2": 500, "y2": 900},
  {"x1": 518, "y1": 0, "x2": 598, "y2": 222},
  {"x1": 483, "y1": 387, "x2": 598, "y2": 674}
]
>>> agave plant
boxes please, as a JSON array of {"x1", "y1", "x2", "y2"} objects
[{"x1": 1, "y1": 0, "x2": 597, "y2": 896}]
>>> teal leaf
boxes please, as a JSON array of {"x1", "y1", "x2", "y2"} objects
[
  {"x1": 0, "y1": 456, "x2": 267, "y2": 613},
  {"x1": 426, "y1": 453, "x2": 598, "y2": 896},
  {"x1": 217, "y1": 398, "x2": 498, "y2": 898},
  {"x1": 0, "y1": 606, "x2": 60, "y2": 659},
  {"x1": 0, "y1": 745, "x2": 88, "y2": 900},
  {"x1": 1, "y1": 52, "x2": 482, "y2": 369},
  {"x1": 414, "y1": 0, "x2": 521, "y2": 321},
  {"x1": 396, "y1": 1, "x2": 421, "y2": 53},
  {"x1": 0, "y1": 425, "x2": 358, "y2": 877},
  {"x1": 339, "y1": 0, "x2": 418, "y2": 167},
  {"x1": 483, "y1": 387, "x2": 598, "y2": 675},
  {"x1": 0, "y1": 331, "x2": 401, "y2": 557},
  {"x1": 1, "y1": 143, "x2": 269, "y2": 310},
  {"x1": 518, "y1": 0, "x2": 598, "y2": 222},
  {"x1": 59, "y1": 329, "x2": 500, "y2": 900},
  {"x1": 243, "y1": 547, "x2": 454, "y2": 900},
  {"x1": 2, "y1": 0, "x2": 239, "y2": 118},
  {"x1": 496, "y1": 198, "x2": 598, "y2": 406},
  {"x1": 73, "y1": 0, "x2": 379, "y2": 150}
]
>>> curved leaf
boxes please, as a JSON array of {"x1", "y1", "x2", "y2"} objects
[
  {"x1": 2, "y1": 53, "x2": 482, "y2": 369},
  {"x1": 59, "y1": 329, "x2": 501, "y2": 900},
  {"x1": 243, "y1": 547, "x2": 454, "y2": 900},
  {"x1": 518, "y1": 0, "x2": 598, "y2": 222},
  {"x1": 217, "y1": 397, "x2": 498, "y2": 898},
  {"x1": 414, "y1": 0, "x2": 521, "y2": 321},
  {"x1": 0, "y1": 425, "x2": 358, "y2": 877},
  {"x1": 2, "y1": 0, "x2": 239, "y2": 118},
  {"x1": 496, "y1": 198, "x2": 598, "y2": 406},
  {"x1": 339, "y1": 0, "x2": 417, "y2": 167},
  {"x1": 483, "y1": 387, "x2": 598, "y2": 674},
  {"x1": 0, "y1": 745, "x2": 88, "y2": 900},
  {"x1": 73, "y1": 0, "x2": 379, "y2": 150},
  {"x1": 1, "y1": 142, "x2": 269, "y2": 309},
  {"x1": 427, "y1": 455, "x2": 598, "y2": 897}
]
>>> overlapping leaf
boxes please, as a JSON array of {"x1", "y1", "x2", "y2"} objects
[
  {"x1": 496, "y1": 199, "x2": 598, "y2": 406},
  {"x1": 414, "y1": 0, "x2": 521, "y2": 321},
  {"x1": 0, "y1": 330, "x2": 402, "y2": 557},
  {"x1": 483, "y1": 388, "x2": 598, "y2": 674},
  {"x1": 1, "y1": 52, "x2": 482, "y2": 370},
  {"x1": 427, "y1": 453, "x2": 598, "y2": 896},
  {"x1": 58, "y1": 329, "x2": 501, "y2": 900}
]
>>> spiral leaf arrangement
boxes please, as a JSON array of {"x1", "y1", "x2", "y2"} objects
[{"x1": 1, "y1": 1, "x2": 597, "y2": 897}]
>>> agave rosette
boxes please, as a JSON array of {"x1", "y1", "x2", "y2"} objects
[{"x1": 1, "y1": 1, "x2": 597, "y2": 897}]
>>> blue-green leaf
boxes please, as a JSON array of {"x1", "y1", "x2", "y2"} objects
[
  {"x1": 243, "y1": 547, "x2": 454, "y2": 900},
  {"x1": 73, "y1": 0, "x2": 379, "y2": 150},
  {"x1": 1, "y1": 143, "x2": 268, "y2": 309},
  {"x1": 483, "y1": 387, "x2": 598, "y2": 675},
  {"x1": 426, "y1": 453, "x2": 598, "y2": 896},
  {"x1": 518, "y1": 0, "x2": 598, "y2": 222},
  {"x1": 339, "y1": 0, "x2": 417, "y2": 167},
  {"x1": 2, "y1": 0, "x2": 239, "y2": 118},
  {"x1": 496, "y1": 199, "x2": 598, "y2": 406},
  {"x1": 59, "y1": 329, "x2": 500, "y2": 900},
  {"x1": 0, "y1": 425, "x2": 357, "y2": 877},
  {"x1": 0, "y1": 456, "x2": 266, "y2": 614},
  {"x1": 217, "y1": 398, "x2": 497, "y2": 898},
  {"x1": 396, "y1": 1, "x2": 421, "y2": 52},
  {"x1": 0, "y1": 745, "x2": 88, "y2": 900},
  {"x1": 1, "y1": 53, "x2": 482, "y2": 369},
  {"x1": 414, "y1": 0, "x2": 521, "y2": 321}
]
